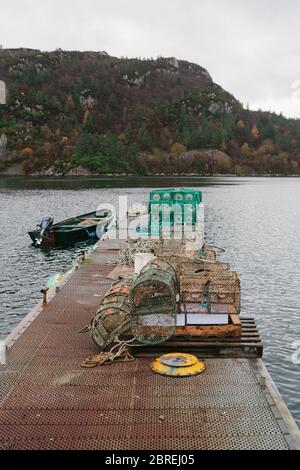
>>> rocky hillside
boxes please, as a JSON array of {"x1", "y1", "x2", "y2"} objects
[{"x1": 0, "y1": 48, "x2": 300, "y2": 175}]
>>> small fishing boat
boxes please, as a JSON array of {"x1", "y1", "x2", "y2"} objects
[{"x1": 28, "y1": 209, "x2": 115, "y2": 247}]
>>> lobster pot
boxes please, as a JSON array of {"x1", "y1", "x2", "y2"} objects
[
  {"x1": 183, "y1": 303, "x2": 209, "y2": 314},
  {"x1": 208, "y1": 288, "x2": 240, "y2": 312},
  {"x1": 90, "y1": 282, "x2": 132, "y2": 350},
  {"x1": 203, "y1": 261, "x2": 230, "y2": 271},
  {"x1": 183, "y1": 291, "x2": 205, "y2": 303},
  {"x1": 180, "y1": 268, "x2": 241, "y2": 314},
  {"x1": 180, "y1": 262, "x2": 199, "y2": 276},
  {"x1": 181, "y1": 273, "x2": 209, "y2": 303},
  {"x1": 129, "y1": 259, "x2": 179, "y2": 345},
  {"x1": 140, "y1": 258, "x2": 180, "y2": 290},
  {"x1": 208, "y1": 290, "x2": 240, "y2": 306},
  {"x1": 209, "y1": 272, "x2": 239, "y2": 282},
  {"x1": 181, "y1": 261, "x2": 230, "y2": 276},
  {"x1": 208, "y1": 273, "x2": 240, "y2": 312},
  {"x1": 209, "y1": 303, "x2": 238, "y2": 314}
]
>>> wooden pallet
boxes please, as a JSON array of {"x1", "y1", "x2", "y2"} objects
[
  {"x1": 176, "y1": 314, "x2": 241, "y2": 338},
  {"x1": 133, "y1": 317, "x2": 263, "y2": 358}
]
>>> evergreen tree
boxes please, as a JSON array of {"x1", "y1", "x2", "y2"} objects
[
  {"x1": 27, "y1": 67, "x2": 38, "y2": 87},
  {"x1": 83, "y1": 110, "x2": 95, "y2": 132}
]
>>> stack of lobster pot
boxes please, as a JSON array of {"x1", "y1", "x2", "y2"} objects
[
  {"x1": 89, "y1": 279, "x2": 132, "y2": 350},
  {"x1": 180, "y1": 259, "x2": 241, "y2": 326},
  {"x1": 129, "y1": 259, "x2": 180, "y2": 346}
]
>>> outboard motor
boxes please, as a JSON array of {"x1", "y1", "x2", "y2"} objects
[
  {"x1": 39, "y1": 215, "x2": 54, "y2": 237},
  {"x1": 36, "y1": 215, "x2": 54, "y2": 245}
]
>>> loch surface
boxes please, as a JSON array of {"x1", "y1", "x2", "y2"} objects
[{"x1": 0, "y1": 176, "x2": 299, "y2": 424}]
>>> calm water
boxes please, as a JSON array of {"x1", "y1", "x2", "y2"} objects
[{"x1": 0, "y1": 176, "x2": 299, "y2": 425}]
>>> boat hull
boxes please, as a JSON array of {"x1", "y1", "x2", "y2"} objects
[
  {"x1": 28, "y1": 225, "x2": 100, "y2": 247},
  {"x1": 28, "y1": 210, "x2": 114, "y2": 247}
]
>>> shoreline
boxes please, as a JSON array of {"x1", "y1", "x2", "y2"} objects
[{"x1": 1, "y1": 173, "x2": 300, "y2": 178}]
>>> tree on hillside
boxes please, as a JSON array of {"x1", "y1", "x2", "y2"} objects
[
  {"x1": 20, "y1": 147, "x2": 33, "y2": 158},
  {"x1": 170, "y1": 143, "x2": 187, "y2": 157},
  {"x1": 66, "y1": 95, "x2": 75, "y2": 111},
  {"x1": 137, "y1": 126, "x2": 153, "y2": 150},
  {"x1": 214, "y1": 153, "x2": 232, "y2": 173},
  {"x1": 251, "y1": 124, "x2": 260, "y2": 142},
  {"x1": 83, "y1": 110, "x2": 95, "y2": 132},
  {"x1": 26, "y1": 67, "x2": 38, "y2": 87},
  {"x1": 40, "y1": 125, "x2": 52, "y2": 140},
  {"x1": 105, "y1": 93, "x2": 119, "y2": 119},
  {"x1": 241, "y1": 142, "x2": 252, "y2": 159}
]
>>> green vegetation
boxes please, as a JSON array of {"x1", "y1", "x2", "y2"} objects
[
  {"x1": 73, "y1": 133, "x2": 139, "y2": 174},
  {"x1": 0, "y1": 48, "x2": 300, "y2": 175}
]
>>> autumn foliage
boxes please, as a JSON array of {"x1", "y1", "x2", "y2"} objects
[
  {"x1": 0, "y1": 49, "x2": 300, "y2": 175},
  {"x1": 20, "y1": 147, "x2": 33, "y2": 158}
]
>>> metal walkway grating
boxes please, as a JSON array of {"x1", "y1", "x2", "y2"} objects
[{"x1": 0, "y1": 243, "x2": 298, "y2": 450}]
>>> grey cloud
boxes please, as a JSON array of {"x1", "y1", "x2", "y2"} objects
[{"x1": 0, "y1": 0, "x2": 300, "y2": 117}]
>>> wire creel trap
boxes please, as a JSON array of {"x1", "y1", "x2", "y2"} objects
[
  {"x1": 89, "y1": 279, "x2": 132, "y2": 350},
  {"x1": 129, "y1": 259, "x2": 179, "y2": 346}
]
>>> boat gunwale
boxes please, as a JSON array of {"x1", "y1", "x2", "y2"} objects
[{"x1": 28, "y1": 209, "x2": 114, "y2": 239}]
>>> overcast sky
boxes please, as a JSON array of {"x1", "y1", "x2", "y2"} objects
[{"x1": 1, "y1": 0, "x2": 300, "y2": 118}]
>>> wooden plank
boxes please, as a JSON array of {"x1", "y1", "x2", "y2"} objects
[
  {"x1": 172, "y1": 336, "x2": 262, "y2": 343},
  {"x1": 242, "y1": 332, "x2": 259, "y2": 336},
  {"x1": 131, "y1": 316, "x2": 262, "y2": 358},
  {"x1": 175, "y1": 313, "x2": 241, "y2": 338},
  {"x1": 134, "y1": 344, "x2": 264, "y2": 359},
  {"x1": 134, "y1": 351, "x2": 256, "y2": 358},
  {"x1": 176, "y1": 324, "x2": 240, "y2": 338},
  {"x1": 162, "y1": 341, "x2": 261, "y2": 348},
  {"x1": 134, "y1": 315, "x2": 263, "y2": 359},
  {"x1": 231, "y1": 314, "x2": 241, "y2": 325}
]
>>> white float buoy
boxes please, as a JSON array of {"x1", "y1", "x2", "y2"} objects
[{"x1": 134, "y1": 253, "x2": 156, "y2": 275}]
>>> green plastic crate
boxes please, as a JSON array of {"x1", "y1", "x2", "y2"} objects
[{"x1": 148, "y1": 189, "x2": 202, "y2": 231}]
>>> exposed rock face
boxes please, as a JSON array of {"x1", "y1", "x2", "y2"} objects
[
  {"x1": 202, "y1": 70, "x2": 212, "y2": 81},
  {"x1": 80, "y1": 94, "x2": 96, "y2": 109},
  {"x1": 64, "y1": 165, "x2": 93, "y2": 176},
  {"x1": 208, "y1": 100, "x2": 234, "y2": 115},
  {"x1": 130, "y1": 75, "x2": 145, "y2": 87},
  {"x1": 166, "y1": 57, "x2": 179, "y2": 69}
]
